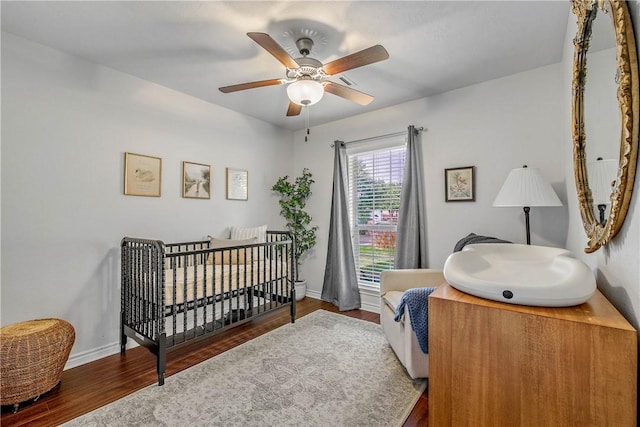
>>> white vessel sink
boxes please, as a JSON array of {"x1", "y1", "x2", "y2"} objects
[{"x1": 443, "y1": 243, "x2": 596, "y2": 307}]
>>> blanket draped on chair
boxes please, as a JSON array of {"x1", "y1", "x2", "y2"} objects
[
  {"x1": 453, "y1": 232, "x2": 511, "y2": 252},
  {"x1": 393, "y1": 287, "x2": 437, "y2": 353}
]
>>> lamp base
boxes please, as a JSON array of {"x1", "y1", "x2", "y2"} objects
[{"x1": 523, "y1": 206, "x2": 531, "y2": 245}]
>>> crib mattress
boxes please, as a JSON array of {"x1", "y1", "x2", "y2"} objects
[{"x1": 164, "y1": 260, "x2": 288, "y2": 306}]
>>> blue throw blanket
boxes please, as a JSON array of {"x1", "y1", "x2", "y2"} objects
[{"x1": 393, "y1": 287, "x2": 437, "y2": 354}]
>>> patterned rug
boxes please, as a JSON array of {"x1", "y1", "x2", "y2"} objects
[{"x1": 63, "y1": 310, "x2": 426, "y2": 427}]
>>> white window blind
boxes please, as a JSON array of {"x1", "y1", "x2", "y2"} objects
[{"x1": 347, "y1": 142, "x2": 407, "y2": 286}]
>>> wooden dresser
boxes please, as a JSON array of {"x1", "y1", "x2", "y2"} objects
[{"x1": 428, "y1": 283, "x2": 637, "y2": 426}]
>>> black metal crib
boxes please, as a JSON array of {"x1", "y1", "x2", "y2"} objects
[{"x1": 120, "y1": 231, "x2": 295, "y2": 385}]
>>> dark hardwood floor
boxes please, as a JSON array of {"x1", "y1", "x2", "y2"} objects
[{"x1": 1, "y1": 298, "x2": 428, "y2": 426}]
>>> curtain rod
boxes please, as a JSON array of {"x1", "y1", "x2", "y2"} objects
[{"x1": 331, "y1": 126, "x2": 425, "y2": 147}]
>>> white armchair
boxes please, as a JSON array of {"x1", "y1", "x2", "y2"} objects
[{"x1": 380, "y1": 269, "x2": 445, "y2": 379}]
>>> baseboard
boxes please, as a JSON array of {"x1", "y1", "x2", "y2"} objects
[
  {"x1": 359, "y1": 289, "x2": 381, "y2": 314},
  {"x1": 306, "y1": 288, "x2": 322, "y2": 300},
  {"x1": 359, "y1": 298, "x2": 380, "y2": 314},
  {"x1": 65, "y1": 338, "x2": 141, "y2": 370},
  {"x1": 65, "y1": 342, "x2": 119, "y2": 370}
]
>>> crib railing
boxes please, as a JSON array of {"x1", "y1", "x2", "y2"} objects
[{"x1": 120, "y1": 237, "x2": 165, "y2": 343}]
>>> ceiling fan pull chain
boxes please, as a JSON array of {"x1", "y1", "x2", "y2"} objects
[{"x1": 305, "y1": 106, "x2": 310, "y2": 142}]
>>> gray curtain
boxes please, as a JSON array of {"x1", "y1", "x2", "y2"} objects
[
  {"x1": 394, "y1": 125, "x2": 428, "y2": 268},
  {"x1": 321, "y1": 141, "x2": 361, "y2": 311}
]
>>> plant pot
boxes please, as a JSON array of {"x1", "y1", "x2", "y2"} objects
[{"x1": 295, "y1": 280, "x2": 307, "y2": 301}]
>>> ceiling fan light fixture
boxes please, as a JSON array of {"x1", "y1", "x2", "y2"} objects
[
  {"x1": 287, "y1": 80, "x2": 324, "y2": 106},
  {"x1": 220, "y1": 32, "x2": 388, "y2": 117}
]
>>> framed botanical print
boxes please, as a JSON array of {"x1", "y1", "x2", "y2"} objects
[{"x1": 445, "y1": 166, "x2": 475, "y2": 202}]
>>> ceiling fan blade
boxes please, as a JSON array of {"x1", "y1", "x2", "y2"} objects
[
  {"x1": 323, "y1": 82, "x2": 374, "y2": 106},
  {"x1": 247, "y1": 32, "x2": 299, "y2": 69},
  {"x1": 322, "y1": 45, "x2": 389, "y2": 76},
  {"x1": 286, "y1": 101, "x2": 302, "y2": 117},
  {"x1": 219, "y1": 78, "x2": 285, "y2": 93}
]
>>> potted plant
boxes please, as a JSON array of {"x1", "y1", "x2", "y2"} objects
[{"x1": 272, "y1": 168, "x2": 319, "y2": 300}]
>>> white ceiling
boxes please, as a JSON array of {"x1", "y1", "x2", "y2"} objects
[{"x1": 1, "y1": 1, "x2": 570, "y2": 131}]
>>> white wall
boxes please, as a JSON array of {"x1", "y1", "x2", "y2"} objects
[
  {"x1": 294, "y1": 63, "x2": 567, "y2": 307},
  {"x1": 0, "y1": 33, "x2": 294, "y2": 366},
  {"x1": 562, "y1": 3, "x2": 640, "y2": 332}
]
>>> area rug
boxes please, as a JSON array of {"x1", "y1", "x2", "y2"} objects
[{"x1": 63, "y1": 310, "x2": 425, "y2": 427}]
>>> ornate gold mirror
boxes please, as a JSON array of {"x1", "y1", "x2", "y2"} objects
[{"x1": 572, "y1": 0, "x2": 639, "y2": 253}]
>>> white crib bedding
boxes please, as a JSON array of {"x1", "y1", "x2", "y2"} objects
[{"x1": 164, "y1": 260, "x2": 288, "y2": 306}]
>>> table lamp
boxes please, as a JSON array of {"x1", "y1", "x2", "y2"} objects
[{"x1": 493, "y1": 165, "x2": 562, "y2": 244}]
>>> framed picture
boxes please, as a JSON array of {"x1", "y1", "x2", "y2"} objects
[
  {"x1": 226, "y1": 167, "x2": 248, "y2": 200},
  {"x1": 124, "y1": 152, "x2": 162, "y2": 197},
  {"x1": 182, "y1": 161, "x2": 211, "y2": 199},
  {"x1": 445, "y1": 166, "x2": 475, "y2": 202}
]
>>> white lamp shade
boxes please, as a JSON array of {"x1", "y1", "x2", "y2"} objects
[
  {"x1": 587, "y1": 158, "x2": 618, "y2": 205},
  {"x1": 493, "y1": 167, "x2": 562, "y2": 207},
  {"x1": 287, "y1": 80, "x2": 324, "y2": 106}
]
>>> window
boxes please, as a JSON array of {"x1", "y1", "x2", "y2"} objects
[{"x1": 347, "y1": 140, "x2": 406, "y2": 287}]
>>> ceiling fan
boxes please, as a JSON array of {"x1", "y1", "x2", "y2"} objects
[{"x1": 219, "y1": 32, "x2": 389, "y2": 117}]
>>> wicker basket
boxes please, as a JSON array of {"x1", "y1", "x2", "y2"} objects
[{"x1": 0, "y1": 318, "x2": 75, "y2": 410}]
